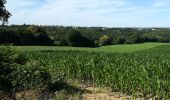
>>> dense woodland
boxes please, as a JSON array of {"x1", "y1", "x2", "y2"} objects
[{"x1": 0, "y1": 25, "x2": 170, "y2": 47}]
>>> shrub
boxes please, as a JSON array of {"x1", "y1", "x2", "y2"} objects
[
  {"x1": 12, "y1": 61, "x2": 51, "y2": 91},
  {"x1": 0, "y1": 47, "x2": 51, "y2": 92},
  {"x1": 0, "y1": 47, "x2": 26, "y2": 91}
]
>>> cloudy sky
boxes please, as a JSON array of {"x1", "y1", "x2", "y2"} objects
[{"x1": 6, "y1": 0, "x2": 170, "y2": 27}]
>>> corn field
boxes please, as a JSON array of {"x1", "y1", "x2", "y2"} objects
[{"x1": 25, "y1": 45, "x2": 170, "y2": 99}]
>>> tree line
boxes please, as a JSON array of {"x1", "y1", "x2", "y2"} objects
[
  {"x1": 0, "y1": 25, "x2": 170, "y2": 47},
  {"x1": 1, "y1": 0, "x2": 170, "y2": 47}
]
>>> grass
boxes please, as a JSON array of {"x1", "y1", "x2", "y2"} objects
[{"x1": 10, "y1": 42, "x2": 168, "y2": 53}]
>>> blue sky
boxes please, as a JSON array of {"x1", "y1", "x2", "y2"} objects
[{"x1": 6, "y1": 0, "x2": 170, "y2": 27}]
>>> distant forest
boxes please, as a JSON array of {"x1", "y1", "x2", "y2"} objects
[{"x1": 0, "y1": 25, "x2": 170, "y2": 47}]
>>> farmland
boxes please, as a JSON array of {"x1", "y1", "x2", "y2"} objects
[
  {"x1": 1, "y1": 43, "x2": 170, "y2": 99},
  {"x1": 1, "y1": 0, "x2": 170, "y2": 99},
  {"x1": 12, "y1": 42, "x2": 167, "y2": 53}
]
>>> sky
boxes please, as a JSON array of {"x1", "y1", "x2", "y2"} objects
[{"x1": 6, "y1": 0, "x2": 170, "y2": 27}]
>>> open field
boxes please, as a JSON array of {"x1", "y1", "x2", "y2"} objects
[
  {"x1": 2, "y1": 0, "x2": 170, "y2": 99},
  {"x1": 12, "y1": 42, "x2": 168, "y2": 53},
  {"x1": 25, "y1": 43, "x2": 170, "y2": 99},
  {"x1": 1, "y1": 43, "x2": 170, "y2": 99}
]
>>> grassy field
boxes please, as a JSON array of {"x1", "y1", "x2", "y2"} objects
[
  {"x1": 12, "y1": 42, "x2": 168, "y2": 53},
  {"x1": 1, "y1": 43, "x2": 170, "y2": 99},
  {"x1": 23, "y1": 43, "x2": 170, "y2": 99}
]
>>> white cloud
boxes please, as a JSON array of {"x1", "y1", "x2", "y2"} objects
[
  {"x1": 152, "y1": 0, "x2": 170, "y2": 7},
  {"x1": 5, "y1": 0, "x2": 170, "y2": 27}
]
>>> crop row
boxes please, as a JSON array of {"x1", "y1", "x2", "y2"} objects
[{"x1": 24, "y1": 45, "x2": 170, "y2": 99}]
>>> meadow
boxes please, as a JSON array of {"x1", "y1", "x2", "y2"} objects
[{"x1": 1, "y1": 43, "x2": 170, "y2": 99}]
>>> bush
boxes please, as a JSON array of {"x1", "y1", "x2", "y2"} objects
[
  {"x1": 12, "y1": 61, "x2": 51, "y2": 91},
  {"x1": 0, "y1": 47, "x2": 26, "y2": 91},
  {"x1": 0, "y1": 47, "x2": 51, "y2": 92}
]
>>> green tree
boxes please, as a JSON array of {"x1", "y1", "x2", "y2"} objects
[
  {"x1": 125, "y1": 34, "x2": 141, "y2": 44},
  {"x1": 27, "y1": 25, "x2": 54, "y2": 45},
  {"x1": 65, "y1": 30, "x2": 95, "y2": 47},
  {"x1": 0, "y1": 0, "x2": 11, "y2": 24},
  {"x1": 99, "y1": 35, "x2": 112, "y2": 46},
  {"x1": 116, "y1": 36, "x2": 126, "y2": 44}
]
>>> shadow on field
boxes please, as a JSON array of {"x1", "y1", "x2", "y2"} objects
[
  {"x1": 0, "y1": 81, "x2": 91, "y2": 100},
  {"x1": 48, "y1": 81, "x2": 90, "y2": 94}
]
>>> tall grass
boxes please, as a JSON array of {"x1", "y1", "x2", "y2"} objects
[{"x1": 23, "y1": 45, "x2": 170, "y2": 99}]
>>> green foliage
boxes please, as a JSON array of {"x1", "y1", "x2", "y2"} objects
[
  {"x1": 65, "y1": 30, "x2": 81, "y2": 46},
  {"x1": 0, "y1": 26, "x2": 54, "y2": 46},
  {"x1": 157, "y1": 34, "x2": 170, "y2": 43},
  {"x1": 116, "y1": 36, "x2": 126, "y2": 44},
  {"x1": 0, "y1": 47, "x2": 27, "y2": 91},
  {"x1": 1, "y1": 25, "x2": 170, "y2": 46},
  {"x1": 0, "y1": 29, "x2": 21, "y2": 45},
  {"x1": 125, "y1": 34, "x2": 141, "y2": 44},
  {"x1": 65, "y1": 30, "x2": 95, "y2": 47},
  {"x1": 27, "y1": 25, "x2": 54, "y2": 46},
  {"x1": 27, "y1": 25, "x2": 46, "y2": 34},
  {"x1": 0, "y1": 0, "x2": 11, "y2": 24},
  {"x1": 11, "y1": 61, "x2": 51, "y2": 91},
  {"x1": 0, "y1": 47, "x2": 51, "y2": 91},
  {"x1": 99, "y1": 35, "x2": 112, "y2": 46}
]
